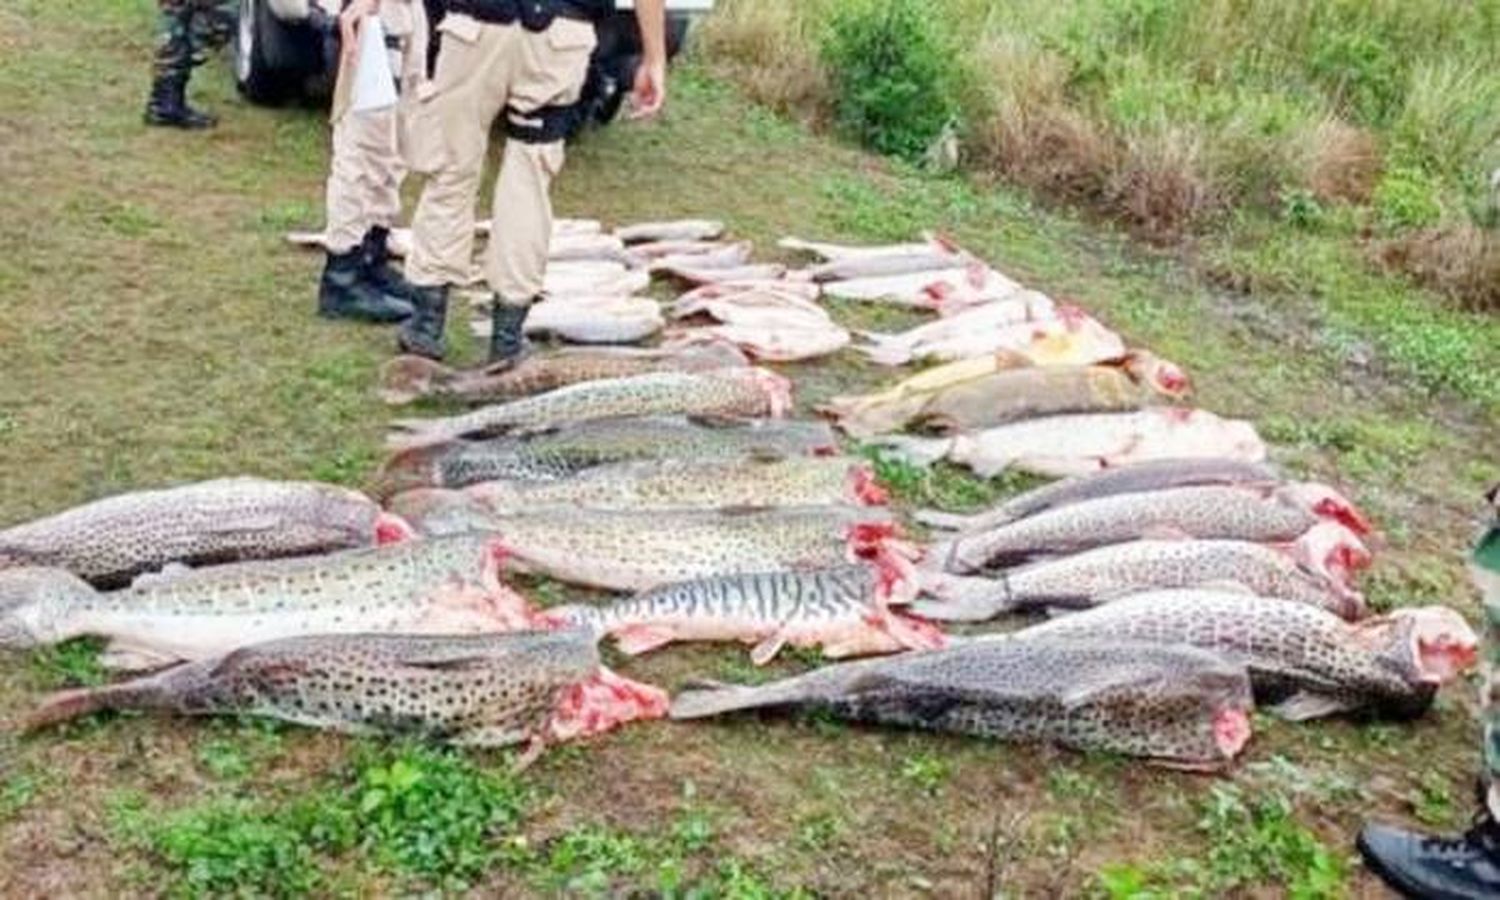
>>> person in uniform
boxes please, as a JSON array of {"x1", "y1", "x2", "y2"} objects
[
  {"x1": 395, "y1": 0, "x2": 666, "y2": 363},
  {"x1": 317, "y1": 0, "x2": 430, "y2": 322},
  {"x1": 145, "y1": 0, "x2": 237, "y2": 128},
  {"x1": 1359, "y1": 483, "x2": 1500, "y2": 898}
]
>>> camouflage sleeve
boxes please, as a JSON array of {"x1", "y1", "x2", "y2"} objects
[{"x1": 1475, "y1": 490, "x2": 1500, "y2": 813}]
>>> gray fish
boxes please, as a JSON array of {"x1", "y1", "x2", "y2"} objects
[
  {"x1": 547, "y1": 565, "x2": 946, "y2": 663},
  {"x1": 912, "y1": 525, "x2": 1370, "y2": 622},
  {"x1": 918, "y1": 459, "x2": 1279, "y2": 532},
  {"x1": 0, "y1": 477, "x2": 402, "y2": 589},
  {"x1": 671, "y1": 639, "x2": 1255, "y2": 769},
  {"x1": 22, "y1": 630, "x2": 669, "y2": 755},
  {"x1": 1012, "y1": 591, "x2": 1478, "y2": 720},
  {"x1": 373, "y1": 416, "x2": 839, "y2": 498},
  {"x1": 934, "y1": 483, "x2": 1372, "y2": 574},
  {"x1": 0, "y1": 534, "x2": 534, "y2": 669}
]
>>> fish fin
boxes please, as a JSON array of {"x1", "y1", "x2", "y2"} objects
[
  {"x1": 749, "y1": 632, "x2": 788, "y2": 666},
  {"x1": 613, "y1": 625, "x2": 677, "y2": 656},
  {"x1": 99, "y1": 643, "x2": 182, "y2": 672},
  {"x1": 913, "y1": 509, "x2": 974, "y2": 531},
  {"x1": 128, "y1": 563, "x2": 195, "y2": 589},
  {"x1": 1266, "y1": 692, "x2": 1352, "y2": 722}
]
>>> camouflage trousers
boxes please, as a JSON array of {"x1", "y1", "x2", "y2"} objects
[{"x1": 154, "y1": 0, "x2": 237, "y2": 80}]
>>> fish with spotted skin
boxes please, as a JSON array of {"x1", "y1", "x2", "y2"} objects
[
  {"x1": 388, "y1": 498, "x2": 909, "y2": 593},
  {"x1": 933, "y1": 482, "x2": 1373, "y2": 573},
  {"x1": 463, "y1": 456, "x2": 888, "y2": 514},
  {"x1": 670, "y1": 638, "x2": 1255, "y2": 769},
  {"x1": 0, "y1": 534, "x2": 532, "y2": 670},
  {"x1": 21, "y1": 630, "x2": 668, "y2": 759},
  {"x1": 918, "y1": 458, "x2": 1279, "y2": 532},
  {"x1": 0, "y1": 478, "x2": 405, "y2": 589},
  {"x1": 373, "y1": 417, "x2": 838, "y2": 498},
  {"x1": 388, "y1": 368, "x2": 793, "y2": 448},
  {"x1": 1012, "y1": 591, "x2": 1478, "y2": 720},
  {"x1": 912, "y1": 523, "x2": 1370, "y2": 622},
  {"x1": 544, "y1": 565, "x2": 945, "y2": 663}
]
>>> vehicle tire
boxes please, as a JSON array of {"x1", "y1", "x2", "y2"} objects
[{"x1": 233, "y1": 0, "x2": 302, "y2": 104}]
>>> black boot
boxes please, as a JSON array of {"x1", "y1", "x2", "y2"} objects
[
  {"x1": 144, "y1": 74, "x2": 216, "y2": 129},
  {"x1": 398, "y1": 285, "x2": 449, "y2": 360},
  {"x1": 1358, "y1": 811, "x2": 1500, "y2": 899},
  {"x1": 318, "y1": 250, "x2": 414, "y2": 323},
  {"x1": 360, "y1": 226, "x2": 415, "y2": 303},
  {"x1": 487, "y1": 298, "x2": 534, "y2": 368}
]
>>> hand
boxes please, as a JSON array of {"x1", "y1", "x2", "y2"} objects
[
  {"x1": 339, "y1": 0, "x2": 379, "y2": 64},
  {"x1": 627, "y1": 58, "x2": 667, "y2": 120}
]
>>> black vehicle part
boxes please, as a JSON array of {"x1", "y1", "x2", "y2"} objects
[{"x1": 233, "y1": 0, "x2": 322, "y2": 103}]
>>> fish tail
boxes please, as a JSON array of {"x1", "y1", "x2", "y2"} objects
[
  {"x1": 670, "y1": 680, "x2": 798, "y2": 720},
  {"x1": 908, "y1": 573, "x2": 1014, "y2": 621},
  {"x1": 21, "y1": 662, "x2": 207, "y2": 732},
  {"x1": 20, "y1": 686, "x2": 120, "y2": 731},
  {"x1": 912, "y1": 509, "x2": 974, "y2": 531},
  {"x1": 385, "y1": 419, "x2": 453, "y2": 450},
  {"x1": 857, "y1": 337, "x2": 909, "y2": 367}
]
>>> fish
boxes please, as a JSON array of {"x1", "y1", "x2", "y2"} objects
[
  {"x1": 626, "y1": 239, "x2": 736, "y2": 261},
  {"x1": 875, "y1": 408, "x2": 1267, "y2": 478},
  {"x1": 543, "y1": 266, "x2": 651, "y2": 298},
  {"x1": 616, "y1": 219, "x2": 726, "y2": 243},
  {"x1": 0, "y1": 478, "x2": 408, "y2": 589},
  {"x1": 1012, "y1": 592, "x2": 1479, "y2": 720},
  {"x1": 0, "y1": 534, "x2": 535, "y2": 670},
  {"x1": 670, "y1": 638, "x2": 1255, "y2": 769},
  {"x1": 657, "y1": 263, "x2": 789, "y2": 286},
  {"x1": 372, "y1": 417, "x2": 840, "y2": 497},
  {"x1": 469, "y1": 297, "x2": 665, "y2": 345},
  {"x1": 818, "y1": 353, "x2": 1033, "y2": 438},
  {"x1": 777, "y1": 236, "x2": 940, "y2": 261},
  {"x1": 932, "y1": 482, "x2": 1373, "y2": 573},
  {"x1": 547, "y1": 232, "x2": 634, "y2": 265},
  {"x1": 387, "y1": 368, "x2": 793, "y2": 448},
  {"x1": 821, "y1": 264, "x2": 1023, "y2": 311},
  {"x1": 647, "y1": 241, "x2": 754, "y2": 272},
  {"x1": 463, "y1": 456, "x2": 889, "y2": 514},
  {"x1": 377, "y1": 344, "x2": 749, "y2": 406},
  {"x1": 388, "y1": 501, "x2": 909, "y2": 592},
  {"x1": 799, "y1": 250, "x2": 966, "y2": 283},
  {"x1": 855, "y1": 291, "x2": 1057, "y2": 362},
  {"x1": 22, "y1": 629, "x2": 669, "y2": 757},
  {"x1": 910, "y1": 524, "x2": 1371, "y2": 622},
  {"x1": 663, "y1": 323, "x2": 852, "y2": 362},
  {"x1": 862, "y1": 305, "x2": 1123, "y2": 366},
  {"x1": 544, "y1": 564, "x2": 946, "y2": 663},
  {"x1": 669, "y1": 282, "x2": 830, "y2": 323},
  {"x1": 917, "y1": 458, "x2": 1280, "y2": 532}
]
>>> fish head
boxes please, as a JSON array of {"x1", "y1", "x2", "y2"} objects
[
  {"x1": 1358, "y1": 606, "x2": 1480, "y2": 687},
  {"x1": 847, "y1": 463, "x2": 891, "y2": 506},
  {"x1": 1121, "y1": 350, "x2": 1193, "y2": 399},
  {"x1": 0, "y1": 566, "x2": 93, "y2": 648},
  {"x1": 1278, "y1": 482, "x2": 1374, "y2": 536},
  {"x1": 377, "y1": 355, "x2": 451, "y2": 404},
  {"x1": 384, "y1": 488, "x2": 495, "y2": 537},
  {"x1": 370, "y1": 443, "x2": 450, "y2": 501},
  {"x1": 733, "y1": 367, "x2": 795, "y2": 417}
]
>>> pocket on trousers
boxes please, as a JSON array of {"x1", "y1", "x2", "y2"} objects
[{"x1": 510, "y1": 21, "x2": 596, "y2": 114}]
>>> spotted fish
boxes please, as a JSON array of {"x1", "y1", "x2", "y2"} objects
[
  {"x1": 1013, "y1": 591, "x2": 1478, "y2": 720},
  {"x1": 0, "y1": 477, "x2": 405, "y2": 589},
  {"x1": 0, "y1": 534, "x2": 532, "y2": 670},
  {"x1": 671, "y1": 639, "x2": 1255, "y2": 769},
  {"x1": 545, "y1": 564, "x2": 945, "y2": 663},
  {"x1": 22, "y1": 630, "x2": 668, "y2": 758}
]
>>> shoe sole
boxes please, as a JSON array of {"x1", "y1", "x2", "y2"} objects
[{"x1": 1356, "y1": 831, "x2": 1479, "y2": 900}]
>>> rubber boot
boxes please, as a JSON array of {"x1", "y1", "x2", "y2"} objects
[
  {"x1": 144, "y1": 74, "x2": 216, "y2": 129},
  {"x1": 487, "y1": 298, "x2": 534, "y2": 368},
  {"x1": 1357, "y1": 813, "x2": 1500, "y2": 899},
  {"x1": 360, "y1": 226, "x2": 416, "y2": 303},
  {"x1": 398, "y1": 285, "x2": 449, "y2": 360},
  {"x1": 318, "y1": 250, "x2": 414, "y2": 323}
]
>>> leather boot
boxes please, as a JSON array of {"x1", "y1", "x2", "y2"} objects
[
  {"x1": 144, "y1": 74, "x2": 216, "y2": 129},
  {"x1": 487, "y1": 298, "x2": 534, "y2": 368},
  {"x1": 1357, "y1": 811, "x2": 1500, "y2": 899},
  {"x1": 318, "y1": 250, "x2": 414, "y2": 323},
  {"x1": 360, "y1": 226, "x2": 415, "y2": 303},
  {"x1": 398, "y1": 285, "x2": 449, "y2": 360}
]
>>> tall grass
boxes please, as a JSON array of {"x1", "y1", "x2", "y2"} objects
[{"x1": 694, "y1": 0, "x2": 1500, "y2": 306}]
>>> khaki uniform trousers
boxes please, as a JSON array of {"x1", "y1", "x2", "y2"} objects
[
  {"x1": 324, "y1": 0, "x2": 429, "y2": 254},
  {"x1": 402, "y1": 12, "x2": 596, "y2": 300}
]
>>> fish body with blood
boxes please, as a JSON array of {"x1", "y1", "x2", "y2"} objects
[
  {"x1": 615, "y1": 220, "x2": 726, "y2": 243},
  {"x1": 822, "y1": 263, "x2": 1023, "y2": 311},
  {"x1": 0, "y1": 478, "x2": 403, "y2": 589},
  {"x1": 373, "y1": 416, "x2": 840, "y2": 498},
  {"x1": 918, "y1": 458, "x2": 1280, "y2": 532},
  {"x1": 935, "y1": 482, "x2": 1371, "y2": 573},
  {"x1": 670, "y1": 638, "x2": 1255, "y2": 769},
  {"x1": 669, "y1": 285, "x2": 832, "y2": 325},
  {"x1": 22, "y1": 630, "x2": 668, "y2": 756},
  {"x1": 861, "y1": 305, "x2": 1122, "y2": 367},
  {"x1": 913, "y1": 525, "x2": 1370, "y2": 622},
  {"x1": 664, "y1": 322, "x2": 852, "y2": 362},
  {"x1": 1012, "y1": 592, "x2": 1478, "y2": 720},
  {"x1": 377, "y1": 345, "x2": 749, "y2": 406},
  {"x1": 389, "y1": 500, "x2": 908, "y2": 593},
  {"x1": 388, "y1": 368, "x2": 793, "y2": 447},
  {"x1": 878, "y1": 408, "x2": 1267, "y2": 478},
  {"x1": 545, "y1": 565, "x2": 946, "y2": 664},
  {"x1": 465, "y1": 456, "x2": 888, "y2": 514},
  {"x1": 0, "y1": 534, "x2": 535, "y2": 670}
]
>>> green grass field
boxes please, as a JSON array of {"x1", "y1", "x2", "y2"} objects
[{"x1": 1, "y1": 0, "x2": 1498, "y2": 895}]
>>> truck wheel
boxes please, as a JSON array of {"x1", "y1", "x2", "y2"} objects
[{"x1": 233, "y1": 0, "x2": 300, "y2": 104}]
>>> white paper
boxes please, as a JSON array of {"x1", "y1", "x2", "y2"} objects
[{"x1": 350, "y1": 17, "x2": 398, "y2": 113}]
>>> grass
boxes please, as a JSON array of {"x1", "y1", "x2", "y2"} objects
[{"x1": 0, "y1": 0, "x2": 1497, "y2": 895}]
